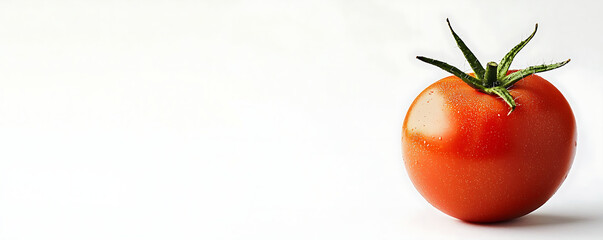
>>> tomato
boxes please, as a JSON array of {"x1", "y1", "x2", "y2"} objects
[{"x1": 403, "y1": 20, "x2": 576, "y2": 223}]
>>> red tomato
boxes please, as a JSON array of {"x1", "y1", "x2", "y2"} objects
[
  {"x1": 402, "y1": 72, "x2": 576, "y2": 222},
  {"x1": 405, "y1": 20, "x2": 575, "y2": 222}
]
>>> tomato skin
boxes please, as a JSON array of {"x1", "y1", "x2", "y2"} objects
[{"x1": 402, "y1": 72, "x2": 576, "y2": 223}]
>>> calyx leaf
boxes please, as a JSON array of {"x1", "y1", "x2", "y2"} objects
[{"x1": 417, "y1": 19, "x2": 569, "y2": 113}]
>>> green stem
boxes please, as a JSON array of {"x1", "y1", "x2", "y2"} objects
[
  {"x1": 416, "y1": 19, "x2": 570, "y2": 114},
  {"x1": 483, "y1": 62, "x2": 498, "y2": 87}
]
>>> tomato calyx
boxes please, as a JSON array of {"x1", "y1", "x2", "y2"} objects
[{"x1": 417, "y1": 19, "x2": 570, "y2": 114}]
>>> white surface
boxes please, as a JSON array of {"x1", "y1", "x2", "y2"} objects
[{"x1": 1, "y1": 0, "x2": 602, "y2": 239}]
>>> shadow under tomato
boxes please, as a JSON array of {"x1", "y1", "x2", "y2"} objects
[{"x1": 464, "y1": 213, "x2": 595, "y2": 228}]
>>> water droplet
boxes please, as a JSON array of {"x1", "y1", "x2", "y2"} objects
[
  {"x1": 438, "y1": 137, "x2": 442, "y2": 140},
  {"x1": 423, "y1": 140, "x2": 426, "y2": 144},
  {"x1": 497, "y1": 114, "x2": 501, "y2": 117}
]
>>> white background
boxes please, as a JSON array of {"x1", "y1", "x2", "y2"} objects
[{"x1": 1, "y1": 0, "x2": 602, "y2": 239}]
